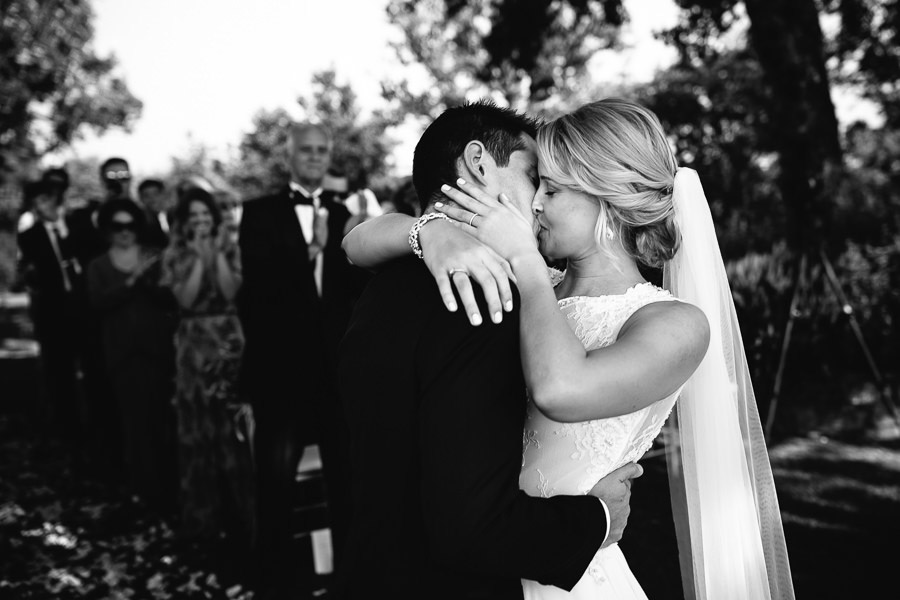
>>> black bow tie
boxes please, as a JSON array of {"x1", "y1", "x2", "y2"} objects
[{"x1": 291, "y1": 189, "x2": 321, "y2": 206}]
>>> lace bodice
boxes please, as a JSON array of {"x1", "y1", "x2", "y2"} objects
[{"x1": 520, "y1": 271, "x2": 680, "y2": 499}]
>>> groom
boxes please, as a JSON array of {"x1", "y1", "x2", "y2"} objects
[{"x1": 338, "y1": 101, "x2": 641, "y2": 599}]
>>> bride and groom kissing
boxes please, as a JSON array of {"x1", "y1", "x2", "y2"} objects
[{"x1": 336, "y1": 99, "x2": 794, "y2": 599}]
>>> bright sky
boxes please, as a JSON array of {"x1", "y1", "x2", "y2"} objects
[{"x1": 59, "y1": 0, "x2": 877, "y2": 182}]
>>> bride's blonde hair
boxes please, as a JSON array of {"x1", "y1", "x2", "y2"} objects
[{"x1": 537, "y1": 98, "x2": 680, "y2": 267}]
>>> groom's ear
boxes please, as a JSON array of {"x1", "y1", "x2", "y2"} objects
[{"x1": 459, "y1": 140, "x2": 492, "y2": 186}]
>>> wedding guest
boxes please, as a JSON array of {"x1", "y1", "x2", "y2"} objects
[
  {"x1": 137, "y1": 178, "x2": 171, "y2": 250},
  {"x1": 70, "y1": 157, "x2": 134, "y2": 266},
  {"x1": 238, "y1": 121, "x2": 366, "y2": 598},
  {"x1": 341, "y1": 168, "x2": 384, "y2": 234},
  {"x1": 214, "y1": 190, "x2": 242, "y2": 244},
  {"x1": 160, "y1": 187, "x2": 255, "y2": 551},
  {"x1": 16, "y1": 179, "x2": 87, "y2": 443},
  {"x1": 87, "y1": 198, "x2": 177, "y2": 511},
  {"x1": 16, "y1": 167, "x2": 70, "y2": 233},
  {"x1": 71, "y1": 158, "x2": 137, "y2": 480},
  {"x1": 175, "y1": 175, "x2": 215, "y2": 203}
]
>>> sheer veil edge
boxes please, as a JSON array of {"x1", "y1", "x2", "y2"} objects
[{"x1": 662, "y1": 168, "x2": 795, "y2": 600}]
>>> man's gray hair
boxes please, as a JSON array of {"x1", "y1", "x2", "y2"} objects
[{"x1": 290, "y1": 121, "x2": 334, "y2": 147}]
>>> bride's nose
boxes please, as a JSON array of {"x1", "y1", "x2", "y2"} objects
[{"x1": 532, "y1": 197, "x2": 543, "y2": 214}]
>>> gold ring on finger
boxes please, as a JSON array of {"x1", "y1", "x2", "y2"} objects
[
  {"x1": 468, "y1": 213, "x2": 479, "y2": 227},
  {"x1": 448, "y1": 268, "x2": 469, "y2": 277}
]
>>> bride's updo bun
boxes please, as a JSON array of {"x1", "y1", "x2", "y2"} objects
[{"x1": 537, "y1": 98, "x2": 680, "y2": 267}]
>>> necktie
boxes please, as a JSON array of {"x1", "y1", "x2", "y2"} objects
[{"x1": 49, "y1": 224, "x2": 73, "y2": 292}]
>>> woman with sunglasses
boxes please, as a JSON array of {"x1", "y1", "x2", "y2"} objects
[{"x1": 86, "y1": 198, "x2": 178, "y2": 514}]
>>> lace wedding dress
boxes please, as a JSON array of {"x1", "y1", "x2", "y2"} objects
[{"x1": 520, "y1": 275, "x2": 681, "y2": 600}]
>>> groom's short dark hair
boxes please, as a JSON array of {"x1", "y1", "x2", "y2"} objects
[{"x1": 412, "y1": 100, "x2": 539, "y2": 211}]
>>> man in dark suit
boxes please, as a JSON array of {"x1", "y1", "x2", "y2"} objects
[
  {"x1": 68, "y1": 157, "x2": 134, "y2": 266},
  {"x1": 239, "y1": 121, "x2": 366, "y2": 598},
  {"x1": 136, "y1": 178, "x2": 170, "y2": 250},
  {"x1": 17, "y1": 179, "x2": 88, "y2": 446},
  {"x1": 337, "y1": 102, "x2": 640, "y2": 599}
]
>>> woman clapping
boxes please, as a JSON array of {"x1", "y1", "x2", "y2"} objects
[{"x1": 161, "y1": 187, "x2": 255, "y2": 551}]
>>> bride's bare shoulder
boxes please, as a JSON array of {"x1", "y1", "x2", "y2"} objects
[{"x1": 622, "y1": 300, "x2": 710, "y2": 361}]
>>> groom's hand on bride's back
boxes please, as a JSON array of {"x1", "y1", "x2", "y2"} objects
[{"x1": 589, "y1": 462, "x2": 643, "y2": 548}]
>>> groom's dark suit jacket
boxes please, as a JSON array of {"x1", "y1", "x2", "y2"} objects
[{"x1": 337, "y1": 257, "x2": 607, "y2": 600}]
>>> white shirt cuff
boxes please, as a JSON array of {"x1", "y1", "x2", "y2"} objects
[{"x1": 598, "y1": 497, "x2": 611, "y2": 547}]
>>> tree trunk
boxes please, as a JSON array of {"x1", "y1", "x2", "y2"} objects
[{"x1": 742, "y1": 0, "x2": 843, "y2": 251}]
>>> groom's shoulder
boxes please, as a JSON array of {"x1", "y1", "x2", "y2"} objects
[{"x1": 369, "y1": 256, "x2": 436, "y2": 296}]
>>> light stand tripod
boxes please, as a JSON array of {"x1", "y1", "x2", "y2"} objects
[{"x1": 763, "y1": 247, "x2": 900, "y2": 441}]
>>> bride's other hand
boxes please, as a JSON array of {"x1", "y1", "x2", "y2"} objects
[
  {"x1": 419, "y1": 219, "x2": 516, "y2": 326},
  {"x1": 436, "y1": 178, "x2": 539, "y2": 263},
  {"x1": 588, "y1": 462, "x2": 643, "y2": 548}
]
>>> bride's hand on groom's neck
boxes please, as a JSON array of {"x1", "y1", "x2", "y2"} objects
[{"x1": 590, "y1": 462, "x2": 643, "y2": 548}]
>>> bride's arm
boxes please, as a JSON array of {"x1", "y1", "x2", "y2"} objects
[
  {"x1": 438, "y1": 181, "x2": 711, "y2": 422},
  {"x1": 512, "y1": 254, "x2": 710, "y2": 421},
  {"x1": 342, "y1": 213, "x2": 416, "y2": 268},
  {"x1": 342, "y1": 213, "x2": 517, "y2": 325}
]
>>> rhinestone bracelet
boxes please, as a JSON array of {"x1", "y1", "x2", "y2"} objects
[{"x1": 408, "y1": 212, "x2": 452, "y2": 259}]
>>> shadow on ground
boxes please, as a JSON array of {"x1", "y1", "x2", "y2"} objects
[
  {"x1": 2, "y1": 376, "x2": 899, "y2": 599},
  {"x1": 624, "y1": 423, "x2": 900, "y2": 599},
  {"x1": 0, "y1": 409, "x2": 255, "y2": 599}
]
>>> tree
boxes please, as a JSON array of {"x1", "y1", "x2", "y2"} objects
[
  {"x1": 386, "y1": 0, "x2": 850, "y2": 251},
  {"x1": 0, "y1": 0, "x2": 142, "y2": 181},
  {"x1": 381, "y1": 0, "x2": 625, "y2": 121},
  {"x1": 739, "y1": 0, "x2": 843, "y2": 248},
  {"x1": 635, "y1": 48, "x2": 783, "y2": 258},
  {"x1": 228, "y1": 70, "x2": 398, "y2": 198},
  {"x1": 822, "y1": 0, "x2": 900, "y2": 128},
  {"x1": 298, "y1": 70, "x2": 399, "y2": 188}
]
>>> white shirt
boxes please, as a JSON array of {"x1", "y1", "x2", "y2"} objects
[
  {"x1": 289, "y1": 181, "x2": 325, "y2": 297},
  {"x1": 42, "y1": 218, "x2": 72, "y2": 291},
  {"x1": 343, "y1": 188, "x2": 384, "y2": 217},
  {"x1": 157, "y1": 211, "x2": 169, "y2": 234}
]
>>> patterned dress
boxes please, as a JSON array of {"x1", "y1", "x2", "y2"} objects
[
  {"x1": 161, "y1": 242, "x2": 255, "y2": 542},
  {"x1": 520, "y1": 273, "x2": 682, "y2": 600}
]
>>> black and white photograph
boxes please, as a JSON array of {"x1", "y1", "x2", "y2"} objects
[{"x1": 0, "y1": 1, "x2": 898, "y2": 599}]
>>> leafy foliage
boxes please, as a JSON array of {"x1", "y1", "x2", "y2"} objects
[
  {"x1": 0, "y1": 0, "x2": 142, "y2": 180},
  {"x1": 381, "y1": 0, "x2": 625, "y2": 121},
  {"x1": 227, "y1": 70, "x2": 398, "y2": 199},
  {"x1": 379, "y1": 0, "x2": 900, "y2": 431},
  {"x1": 822, "y1": 0, "x2": 900, "y2": 127}
]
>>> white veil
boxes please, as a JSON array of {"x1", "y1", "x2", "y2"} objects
[{"x1": 662, "y1": 168, "x2": 794, "y2": 599}]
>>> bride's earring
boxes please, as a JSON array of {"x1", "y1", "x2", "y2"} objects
[{"x1": 598, "y1": 213, "x2": 615, "y2": 241}]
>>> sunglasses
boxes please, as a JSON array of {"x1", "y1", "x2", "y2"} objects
[
  {"x1": 104, "y1": 170, "x2": 132, "y2": 180},
  {"x1": 110, "y1": 221, "x2": 136, "y2": 232}
]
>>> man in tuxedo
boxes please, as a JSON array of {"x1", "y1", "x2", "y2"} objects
[
  {"x1": 17, "y1": 167, "x2": 70, "y2": 234},
  {"x1": 136, "y1": 178, "x2": 170, "y2": 250},
  {"x1": 17, "y1": 179, "x2": 88, "y2": 446},
  {"x1": 239, "y1": 121, "x2": 365, "y2": 598},
  {"x1": 68, "y1": 157, "x2": 134, "y2": 265},
  {"x1": 337, "y1": 102, "x2": 640, "y2": 599}
]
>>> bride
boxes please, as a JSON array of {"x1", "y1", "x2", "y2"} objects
[{"x1": 343, "y1": 98, "x2": 794, "y2": 599}]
